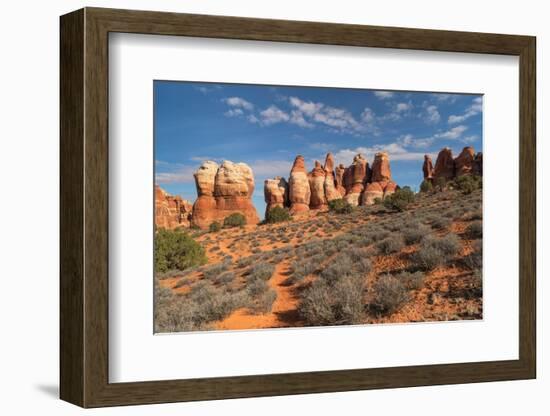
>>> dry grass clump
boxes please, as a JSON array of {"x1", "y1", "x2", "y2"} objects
[
  {"x1": 370, "y1": 274, "x2": 409, "y2": 314},
  {"x1": 411, "y1": 233, "x2": 460, "y2": 270}
]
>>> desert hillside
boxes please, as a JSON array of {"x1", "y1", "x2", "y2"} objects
[{"x1": 155, "y1": 184, "x2": 482, "y2": 332}]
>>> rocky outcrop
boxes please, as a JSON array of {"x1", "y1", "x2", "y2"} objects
[
  {"x1": 433, "y1": 148, "x2": 455, "y2": 181},
  {"x1": 454, "y1": 146, "x2": 476, "y2": 177},
  {"x1": 264, "y1": 176, "x2": 289, "y2": 216},
  {"x1": 192, "y1": 160, "x2": 259, "y2": 228},
  {"x1": 344, "y1": 154, "x2": 369, "y2": 206},
  {"x1": 265, "y1": 152, "x2": 400, "y2": 215},
  {"x1": 288, "y1": 155, "x2": 311, "y2": 214},
  {"x1": 473, "y1": 152, "x2": 483, "y2": 176},
  {"x1": 323, "y1": 153, "x2": 341, "y2": 202},
  {"x1": 422, "y1": 155, "x2": 434, "y2": 181},
  {"x1": 308, "y1": 160, "x2": 328, "y2": 209},
  {"x1": 155, "y1": 185, "x2": 193, "y2": 229},
  {"x1": 370, "y1": 152, "x2": 391, "y2": 182},
  {"x1": 335, "y1": 164, "x2": 346, "y2": 197},
  {"x1": 360, "y1": 152, "x2": 397, "y2": 205},
  {"x1": 428, "y1": 146, "x2": 483, "y2": 186}
]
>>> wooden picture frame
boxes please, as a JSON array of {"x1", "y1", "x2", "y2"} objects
[{"x1": 60, "y1": 7, "x2": 536, "y2": 408}]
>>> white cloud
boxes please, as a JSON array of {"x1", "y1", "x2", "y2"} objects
[
  {"x1": 424, "y1": 105, "x2": 441, "y2": 124},
  {"x1": 260, "y1": 105, "x2": 290, "y2": 125},
  {"x1": 248, "y1": 159, "x2": 294, "y2": 178},
  {"x1": 448, "y1": 96, "x2": 482, "y2": 124},
  {"x1": 155, "y1": 164, "x2": 196, "y2": 184},
  {"x1": 374, "y1": 91, "x2": 395, "y2": 99},
  {"x1": 195, "y1": 85, "x2": 222, "y2": 94},
  {"x1": 395, "y1": 102, "x2": 413, "y2": 112},
  {"x1": 289, "y1": 110, "x2": 314, "y2": 128},
  {"x1": 437, "y1": 125, "x2": 468, "y2": 139},
  {"x1": 333, "y1": 143, "x2": 428, "y2": 166},
  {"x1": 223, "y1": 96, "x2": 254, "y2": 111},
  {"x1": 224, "y1": 108, "x2": 243, "y2": 117},
  {"x1": 431, "y1": 93, "x2": 458, "y2": 103},
  {"x1": 361, "y1": 107, "x2": 376, "y2": 124},
  {"x1": 289, "y1": 96, "x2": 323, "y2": 116},
  {"x1": 462, "y1": 135, "x2": 479, "y2": 143},
  {"x1": 247, "y1": 114, "x2": 260, "y2": 124}
]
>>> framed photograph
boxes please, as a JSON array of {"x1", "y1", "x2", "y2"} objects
[{"x1": 60, "y1": 7, "x2": 536, "y2": 408}]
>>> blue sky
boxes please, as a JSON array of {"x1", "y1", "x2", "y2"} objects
[{"x1": 154, "y1": 81, "x2": 482, "y2": 217}]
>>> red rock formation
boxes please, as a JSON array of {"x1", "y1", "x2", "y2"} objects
[
  {"x1": 473, "y1": 152, "x2": 483, "y2": 176},
  {"x1": 454, "y1": 146, "x2": 476, "y2": 176},
  {"x1": 288, "y1": 155, "x2": 311, "y2": 214},
  {"x1": 264, "y1": 176, "x2": 289, "y2": 216},
  {"x1": 323, "y1": 153, "x2": 341, "y2": 202},
  {"x1": 370, "y1": 152, "x2": 391, "y2": 182},
  {"x1": 191, "y1": 160, "x2": 259, "y2": 228},
  {"x1": 155, "y1": 185, "x2": 193, "y2": 229},
  {"x1": 361, "y1": 152, "x2": 397, "y2": 205},
  {"x1": 344, "y1": 154, "x2": 368, "y2": 206},
  {"x1": 433, "y1": 147, "x2": 455, "y2": 181},
  {"x1": 424, "y1": 147, "x2": 482, "y2": 189},
  {"x1": 308, "y1": 160, "x2": 328, "y2": 209},
  {"x1": 422, "y1": 155, "x2": 434, "y2": 181},
  {"x1": 335, "y1": 164, "x2": 346, "y2": 197}
]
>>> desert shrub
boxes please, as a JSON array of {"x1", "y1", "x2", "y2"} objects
[
  {"x1": 403, "y1": 227, "x2": 428, "y2": 245},
  {"x1": 371, "y1": 274, "x2": 409, "y2": 314},
  {"x1": 224, "y1": 213, "x2": 247, "y2": 228},
  {"x1": 155, "y1": 287, "x2": 200, "y2": 332},
  {"x1": 266, "y1": 206, "x2": 292, "y2": 223},
  {"x1": 237, "y1": 256, "x2": 254, "y2": 268},
  {"x1": 202, "y1": 260, "x2": 231, "y2": 280},
  {"x1": 434, "y1": 177, "x2": 447, "y2": 191},
  {"x1": 373, "y1": 197, "x2": 383, "y2": 205},
  {"x1": 247, "y1": 278, "x2": 269, "y2": 296},
  {"x1": 431, "y1": 216, "x2": 451, "y2": 230},
  {"x1": 376, "y1": 235, "x2": 405, "y2": 255},
  {"x1": 248, "y1": 262, "x2": 275, "y2": 282},
  {"x1": 214, "y1": 271, "x2": 236, "y2": 286},
  {"x1": 189, "y1": 282, "x2": 246, "y2": 324},
  {"x1": 155, "y1": 229, "x2": 207, "y2": 273},
  {"x1": 328, "y1": 198, "x2": 354, "y2": 214},
  {"x1": 319, "y1": 254, "x2": 355, "y2": 285},
  {"x1": 156, "y1": 269, "x2": 187, "y2": 280},
  {"x1": 412, "y1": 234, "x2": 460, "y2": 270},
  {"x1": 420, "y1": 180, "x2": 433, "y2": 193},
  {"x1": 290, "y1": 259, "x2": 317, "y2": 283},
  {"x1": 252, "y1": 289, "x2": 277, "y2": 313},
  {"x1": 299, "y1": 276, "x2": 364, "y2": 326},
  {"x1": 396, "y1": 271, "x2": 425, "y2": 290},
  {"x1": 172, "y1": 277, "x2": 193, "y2": 289},
  {"x1": 465, "y1": 221, "x2": 483, "y2": 239},
  {"x1": 209, "y1": 221, "x2": 222, "y2": 233},
  {"x1": 454, "y1": 175, "x2": 482, "y2": 194},
  {"x1": 464, "y1": 239, "x2": 483, "y2": 270},
  {"x1": 384, "y1": 187, "x2": 416, "y2": 211}
]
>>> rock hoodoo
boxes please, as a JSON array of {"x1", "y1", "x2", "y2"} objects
[
  {"x1": 334, "y1": 164, "x2": 347, "y2": 197},
  {"x1": 155, "y1": 185, "x2": 193, "y2": 229},
  {"x1": 454, "y1": 146, "x2": 476, "y2": 177},
  {"x1": 288, "y1": 155, "x2": 312, "y2": 214},
  {"x1": 422, "y1": 155, "x2": 434, "y2": 181},
  {"x1": 361, "y1": 152, "x2": 397, "y2": 205},
  {"x1": 343, "y1": 154, "x2": 369, "y2": 206},
  {"x1": 192, "y1": 160, "x2": 259, "y2": 228},
  {"x1": 264, "y1": 176, "x2": 289, "y2": 216},
  {"x1": 323, "y1": 153, "x2": 341, "y2": 202},
  {"x1": 265, "y1": 151, "x2": 400, "y2": 215},
  {"x1": 433, "y1": 147, "x2": 456, "y2": 181},
  {"x1": 426, "y1": 146, "x2": 483, "y2": 185},
  {"x1": 308, "y1": 160, "x2": 328, "y2": 209}
]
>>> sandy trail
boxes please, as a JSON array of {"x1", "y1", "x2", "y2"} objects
[{"x1": 214, "y1": 261, "x2": 302, "y2": 330}]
